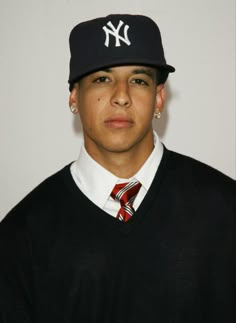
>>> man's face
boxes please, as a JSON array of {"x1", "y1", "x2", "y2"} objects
[{"x1": 70, "y1": 65, "x2": 165, "y2": 160}]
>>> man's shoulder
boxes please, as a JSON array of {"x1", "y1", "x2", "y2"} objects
[
  {"x1": 1, "y1": 164, "x2": 72, "y2": 228},
  {"x1": 164, "y1": 148, "x2": 235, "y2": 195}
]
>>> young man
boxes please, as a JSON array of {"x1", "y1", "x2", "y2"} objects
[{"x1": 0, "y1": 14, "x2": 235, "y2": 323}]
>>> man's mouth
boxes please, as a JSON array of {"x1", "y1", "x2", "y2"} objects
[{"x1": 104, "y1": 117, "x2": 134, "y2": 129}]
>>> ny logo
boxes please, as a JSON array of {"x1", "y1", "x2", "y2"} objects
[{"x1": 102, "y1": 20, "x2": 131, "y2": 47}]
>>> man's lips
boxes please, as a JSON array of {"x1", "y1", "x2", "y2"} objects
[{"x1": 104, "y1": 117, "x2": 134, "y2": 129}]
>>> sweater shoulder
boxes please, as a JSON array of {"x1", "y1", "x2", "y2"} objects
[
  {"x1": 165, "y1": 149, "x2": 236, "y2": 198},
  {"x1": 0, "y1": 164, "x2": 72, "y2": 228}
]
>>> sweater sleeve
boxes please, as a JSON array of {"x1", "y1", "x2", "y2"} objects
[{"x1": 0, "y1": 211, "x2": 33, "y2": 323}]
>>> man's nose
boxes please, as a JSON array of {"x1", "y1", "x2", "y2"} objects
[{"x1": 111, "y1": 81, "x2": 131, "y2": 108}]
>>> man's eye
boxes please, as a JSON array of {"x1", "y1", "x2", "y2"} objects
[
  {"x1": 94, "y1": 76, "x2": 109, "y2": 83},
  {"x1": 131, "y1": 79, "x2": 148, "y2": 85}
]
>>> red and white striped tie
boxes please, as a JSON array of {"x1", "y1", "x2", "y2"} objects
[{"x1": 111, "y1": 181, "x2": 141, "y2": 222}]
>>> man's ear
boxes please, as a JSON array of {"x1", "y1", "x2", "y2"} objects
[
  {"x1": 155, "y1": 84, "x2": 166, "y2": 114},
  {"x1": 69, "y1": 84, "x2": 79, "y2": 114}
]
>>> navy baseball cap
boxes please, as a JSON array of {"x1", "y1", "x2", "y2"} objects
[{"x1": 68, "y1": 14, "x2": 175, "y2": 90}]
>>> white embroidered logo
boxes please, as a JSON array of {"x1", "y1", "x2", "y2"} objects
[{"x1": 102, "y1": 20, "x2": 131, "y2": 47}]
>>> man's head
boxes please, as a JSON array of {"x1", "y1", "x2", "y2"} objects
[
  {"x1": 68, "y1": 15, "x2": 175, "y2": 176},
  {"x1": 68, "y1": 14, "x2": 175, "y2": 91}
]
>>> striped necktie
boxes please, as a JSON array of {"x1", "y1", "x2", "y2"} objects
[{"x1": 111, "y1": 181, "x2": 142, "y2": 222}]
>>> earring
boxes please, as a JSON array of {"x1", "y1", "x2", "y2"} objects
[
  {"x1": 154, "y1": 111, "x2": 162, "y2": 119},
  {"x1": 70, "y1": 105, "x2": 78, "y2": 114}
]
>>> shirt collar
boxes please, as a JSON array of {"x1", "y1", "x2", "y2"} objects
[
  {"x1": 134, "y1": 131, "x2": 163, "y2": 190},
  {"x1": 73, "y1": 145, "x2": 119, "y2": 210},
  {"x1": 73, "y1": 131, "x2": 163, "y2": 209}
]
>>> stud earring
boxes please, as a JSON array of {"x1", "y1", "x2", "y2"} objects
[
  {"x1": 154, "y1": 111, "x2": 162, "y2": 119},
  {"x1": 70, "y1": 105, "x2": 78, "y2": 114}
]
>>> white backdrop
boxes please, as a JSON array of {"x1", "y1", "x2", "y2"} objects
[{"x1": 0, "y1": 0, "x2": 235, "y2": 220}]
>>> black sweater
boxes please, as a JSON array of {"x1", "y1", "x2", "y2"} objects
[{"x1": 0, "y1": 148, "x2": 235, "y2": 323}]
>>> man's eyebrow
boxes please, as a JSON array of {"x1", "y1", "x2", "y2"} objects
[
  {"x1": 95, "y1": 67, "x2": 156, "y2": 80},
  {"x1": 132, "y1": 68, "x2": 156, "y2": 80},
  {"x1": 98, "y1": 68, "x2": 112, "y2": 73}
]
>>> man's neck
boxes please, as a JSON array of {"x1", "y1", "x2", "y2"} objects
[{"x1": 84, "y1": 141, "x2": 155, "y2": 179}]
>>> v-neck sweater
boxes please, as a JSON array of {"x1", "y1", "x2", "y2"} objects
[{"x1": 0, "y1": 148, "x2": 235, "y2": 323}]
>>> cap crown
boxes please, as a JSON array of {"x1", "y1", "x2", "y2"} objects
[{"x1": 69, "y1": 14, "x2": 175, "y2": 89}]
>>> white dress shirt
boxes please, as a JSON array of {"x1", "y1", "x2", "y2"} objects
[{"x1": 70, "y1": 131, "x2": 163, "y2": 218}]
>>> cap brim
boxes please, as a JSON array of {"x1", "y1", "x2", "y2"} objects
[{"x1": 69, "y1": 60, "x2": 175, "y2": 90}]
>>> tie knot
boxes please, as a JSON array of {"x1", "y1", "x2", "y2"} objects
[
  {"x1": 111, "y1": 181, "x2": 142, "y2": 205},
  {"x1": 110, "y1": 181, "x2": 141, "y2": 222}
]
